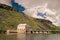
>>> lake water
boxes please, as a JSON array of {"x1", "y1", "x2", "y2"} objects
[{"x1": 0, "y1": 34, "x2": 60, "y2": 40}]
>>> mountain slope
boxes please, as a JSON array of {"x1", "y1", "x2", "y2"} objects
[{"x1": 0, "y1": 4, "x2": 58, "y2": 31}]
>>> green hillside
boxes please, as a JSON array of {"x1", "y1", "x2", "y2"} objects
[{"x1": 0, "y1": 4, "x2": 59, "y2": 32}]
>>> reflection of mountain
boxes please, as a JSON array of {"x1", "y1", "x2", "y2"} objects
[{"x1": 26, "y1": 34, "x2": 58, "y2": 40}]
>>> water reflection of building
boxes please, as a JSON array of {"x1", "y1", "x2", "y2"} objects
[{"x1": 17, "y1": 34, "x2": 26, "y2": 40}]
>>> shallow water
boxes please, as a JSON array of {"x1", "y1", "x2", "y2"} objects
[{"x1": 0, "y1": 34, "x2": 60, "y2": 40}]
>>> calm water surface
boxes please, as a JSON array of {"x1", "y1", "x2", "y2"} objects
[{"x1": 0, "y1": 34, "x2": 60, "y2": 40}]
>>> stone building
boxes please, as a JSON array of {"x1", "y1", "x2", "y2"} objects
[{"x1": 17, "y1": 24, "x2": 27, "y2": 33}]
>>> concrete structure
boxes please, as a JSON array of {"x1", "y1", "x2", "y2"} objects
[
  {"x1": 6, "y1": 30, "x2": 17, "y2": 35},
  {"x1": 6, "y1": 24, "x2": 29, "y2": 34},
  {"x1": 17, "y1": 24, "x2": 27, "y2": 33}
]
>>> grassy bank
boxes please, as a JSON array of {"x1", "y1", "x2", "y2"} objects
[{"x1": 0, "y1": 4, "x2": 59, "y2": 33}]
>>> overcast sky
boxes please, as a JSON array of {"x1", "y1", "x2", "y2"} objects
[{"x1": 0, "y1": 0, "x2": 60, "y2": 13}]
